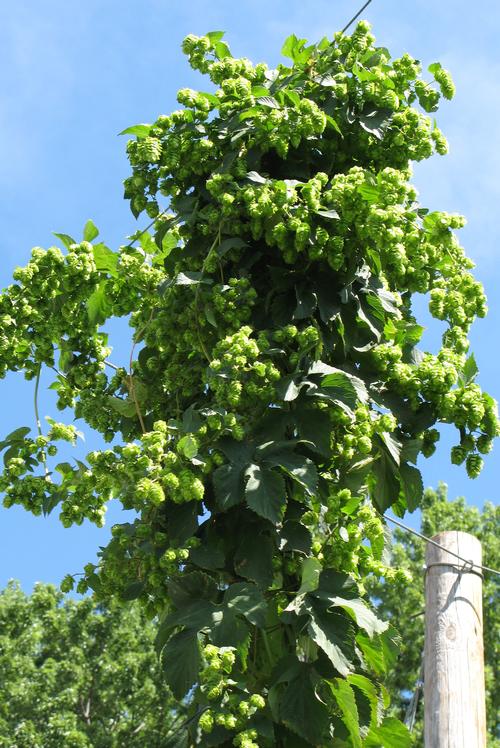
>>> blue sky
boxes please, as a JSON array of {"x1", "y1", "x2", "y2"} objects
[{"x1": 1, "y1": 0, "x2": 499, "y2": 590}]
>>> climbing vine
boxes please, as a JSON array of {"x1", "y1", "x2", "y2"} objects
[{"x1": 0, "y1": 22, "x2": 498, "y2": 747}]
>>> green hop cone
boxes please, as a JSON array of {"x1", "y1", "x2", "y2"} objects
[
  {"x1": 451, "y1": 445, "x2": 467, "y2": 465},
  {"x1": 466, "y1": 453, "x2": 484, "y2": 479}
]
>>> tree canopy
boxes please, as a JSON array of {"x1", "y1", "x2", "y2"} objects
[
  {"x1": 0, "y1": 582, "x2": 180, "y2": 747},
  {"x1": 0, "y1": 21, "x2": 498, "y2": 747}
]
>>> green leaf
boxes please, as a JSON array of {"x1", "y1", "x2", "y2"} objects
[
  {"x1": 164, "y1": 500, "x2": 199, "y2": 543},
  {"x1": 168, "y1": 571, "x2": 218, "y2": 608},
  {"x1": 224, "y1": 582, "x2": 267, "y2": 628},
  {"x1": 234, "y1": 534, "x2": 274, "y2": 589},
  {"x1": 326, "y1": 114, "x2": 343, "y2": 134},
  {"x1": 0, "y1": 426, "x2": 31, "y2": 447},
  {"x1": 285, "y1": 90, "x2": 302, "y2": 108},
  {"x1": 214, "y1": 40, "x2": 231, "y2": 60},
  {"x1": 316, "y1": 208, "x2": 340, "y2": 219},
  {"x1": 87, "y1": 281, "x2": 112, "y2": 325},
  {"x1": 293, "y1": 286, "x2": 317, "y2": 319},
  {"x1": 276, "y1": 375, "x2": 300, "y2": 402},
  {"x1": 358, "y1": 107, "x2": 392, "y2": 140},
  {"x1": 83, "y1": 219, "x2": 99, "y2": 242},
  {"x1": 239, "y1": 107, "x2": 260, "y2": 121},
  {"x1": 209, "y1": 606, "x2": 250, "y2": 648},
  {"x1": 280, "y1": 521, "x2": 312, "y2": 554},
  {"x1": 280, "y1": 665, "x2": 330, "y2": 745},
  {"x1": 257, "y1": 442, "x2": 318, "y2": 495},
  {"x1": 159, "y1": 599, "x2": 214, "y2": 635},
  {"x1": 326, "y1": 597, "x2": 387, "y2": 637},
  {"x1": 280, "y1": 34, "x2": 313, "y2": 65},
  {"x1": 182, "y1": 404, "x2": 202, "y2": 433},
  {"x1": 161, "y1": 229, "x2": 179, "y2": 254},
  {"x1": 55, "y1": 461, "x2": 73, "y2": 478},
  {"x1": 206, "y1": 30, "x2": 225, "y2": 43},
  {"x1": 53, "y1": 232, "x2": 76, "y2": 249},
  {"x1": 213, "y1": 439, "x2": 255, "y2": 511},
  {"x1": 293, "y1": 407, "x2": 331, "y2": 456},
  {"x1": 121, "y1": 581, "x2": 145, "y2": 601},
  {"x1": 399, "y1": 462, "x2": 423, "y2": 512},
  {"x1": 162, "y1": 629, "x2": 200, "y2": 699},
  {"x1": 139, "y1": 230, "x2": 158, "y2": 257},
  {"x1": 281, "y1": 34, "x2": 300, "y2": 60},
  {"x1": 246, "y1": 170, "x2": 267, "y2": 184},
  {"x1": 339, "y1": 526, "x2": 349, "y2": 542},
  {"x1": 462, "y1": 353, "x2": 478, "y2": 384},
  {"x1": 365, "y1": 717, "x2": 412, "y2": 748},
  {"x1": 347, "y1": 674, "x2": 381, "y2": 729},
  {"x1": 306, "y1": 601, "x2": 354, "y2": 676},
  {"x1": 176, "y1": 271, "x2": 209, "y2": 285},
  {"x1": 257, "y1": 96, "x2": 280, "y2": 109},
  {"x1": 217, "y1": 237, "x2": 247, "y2": 256},
  {"x1": 189, "y1": 542, "x2": 225, "y2": 571},
  {"x1": 320, "y1": 369, "x2": 368, "y2": 407},
  {"x1": 371, "y1": 450, "x2": 400, "y2": 512},
  {"x1": 279, "y1": 454, "x2": 317, "y2": 495},
  {"x1": 368, "y1": 286, "x2": 401, "y2": 317},
  {"x1": 298, "y1": 557, "x2": 322, "y2": 594},
  {"x1": 213, "y1": 463, "x2": 245, "y2": 510},
  {"x1": 244, "y1": 464, "x2": 286, "y2": 524},
  {"x1": 178, "y1": 434, "x2": 198, "y2": 459},
  {"x1": 204, "y1": 305, "x2": 217, "y2": 327},
  {"x1": 356, "y1": 625, "x2": 400, "y2": 676},
  {"x1": 251, "y1": 85, "x2": 270, "y2": 97},
  {"x1": 107, "y1": 396, "x2": 137, "y2": 418},
  {"x1": 119, "y1": 123, "x2": 151, "y2": 137},
  {"x1": 330, "y1": 679, "x2": 362, "y2": 748},
  {"x1": 357, "y1": 182, "x2": 380, "y2": 204},
  {"x1": 378, "y1": 432, "x2": 402, "y2": 465},
  {"x1": 400, "y1": 437, "x2": 422, "y2": 464},
  {"x1": 43, "y1": 490, "x2": 64, "y2": 516},
  {"x1": 428, "y1": 62, "x2": 442, "y2": 76},
  {"x1": 93, "y1": 243, "x2": 118, "y2": 276}
]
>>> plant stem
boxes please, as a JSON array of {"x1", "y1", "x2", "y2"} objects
[{"x1": 34, "y1": 364, "x2": 50, "y2": 478}]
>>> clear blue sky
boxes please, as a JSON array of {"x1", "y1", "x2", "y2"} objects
[{"x1": 1, "y1": 0, "x2": 499, "y2": 590}]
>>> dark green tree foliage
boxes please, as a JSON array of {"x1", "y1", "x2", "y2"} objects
[
  {"x1": 369, "y1": 485, "x2": 500, "y2": 747},
  {"x1": 0, "y1": 582, "x2": 180, "y2": 747},
  {"x1": 0, "y1": 22, "x2": 498, "y2": 746}
]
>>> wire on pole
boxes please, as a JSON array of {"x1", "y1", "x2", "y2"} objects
[{"x1": 382, "y1": 513, "x2": 500, "y2": 578}]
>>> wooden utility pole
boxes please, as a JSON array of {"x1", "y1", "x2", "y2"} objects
[{"x1": 424, "y1": 531, "x2": 486, "y2": 747}]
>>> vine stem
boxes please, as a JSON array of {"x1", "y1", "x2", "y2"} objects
[
  {"x1": 261, "y1": 629, "x2": 274, "y2": 665},
  {"x1": 34, "y1": 363, "x2": 50, "y2": 478},
  {"x1": 164, "y1": 706, "x2": 209, "y2": 742},
  {"x1": 194, "y1": 225, "x2": 223, "y2": 363},
  {"x1": 128, "y1": 309, "x2": 155, "y2": 435},
  {"x1": 124, "y1": 208, "x2": 172, "y2": 433},
  {"x1": 123, "y1": 207, "x2": 171, "y2": 251}
]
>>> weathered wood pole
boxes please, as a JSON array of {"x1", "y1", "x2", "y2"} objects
[{"x1": 424, "y1": 531, "x2": 486, "y2": 747}]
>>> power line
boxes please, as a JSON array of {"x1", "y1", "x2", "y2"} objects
[
  {"x1": 382, "y1": 513, "x2": 500, "y2": 578},
  {"x1": 341, "y1": 0, "x2": 374, "y2": 35}
]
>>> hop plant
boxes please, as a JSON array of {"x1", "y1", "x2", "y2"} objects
[{"x1": 0, "y1": 20, "x2": 498, "y2": 748}]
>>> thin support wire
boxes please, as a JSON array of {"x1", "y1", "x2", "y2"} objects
[
  {"x1": 341, "y1": 0, "x2": 374, "y2": 35},
  {"x1": 404, "y1": 658, "x2": 424, "y2": 732},
  {"x1": 382, "y1": 513, "x2": 500, "y2": 578}
]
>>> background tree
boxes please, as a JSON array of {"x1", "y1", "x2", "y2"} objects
[
  {"x1": 369, "y1": 484, "x2": 499, "y2": 746},
  {"x1": 0, "y1": 21, "x2": 498, "y2": 747},
  {"x1": 0, "y1": 582, "x2": 180, "y2": 747}
]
